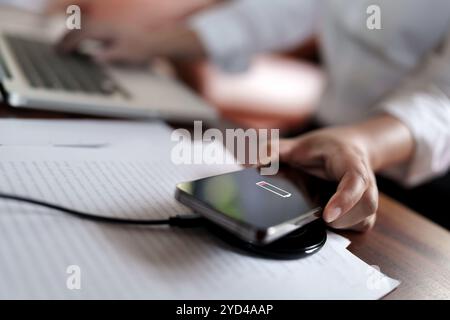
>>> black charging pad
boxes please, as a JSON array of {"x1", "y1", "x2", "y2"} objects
[{"x1": 204, "y1": 219, "x2": 327, "y2": 260}]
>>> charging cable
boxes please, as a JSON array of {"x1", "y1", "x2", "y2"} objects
[{"x1": 0, "y1": 192, "x2": 204, "y2": 228}]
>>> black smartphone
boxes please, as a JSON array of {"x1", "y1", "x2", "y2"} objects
[{"x1": 175, "y1": 167, "x2": 332, "y2": 245}]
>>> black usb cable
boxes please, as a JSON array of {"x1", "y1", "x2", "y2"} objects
[{"x1": 0, "y1": 192, "x2": 204, "y2": 228}]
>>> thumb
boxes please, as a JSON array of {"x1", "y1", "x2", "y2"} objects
[{"x1": 323, "y1": 170, "x2": 367, "y2": 222}]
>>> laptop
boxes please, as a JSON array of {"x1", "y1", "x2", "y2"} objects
[{"x1": 0, "y1": 32, "x2": 217, "y2": 122}]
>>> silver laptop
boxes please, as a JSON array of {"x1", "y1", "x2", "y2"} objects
[{"x1": 0, "y1": 32, "x2": 217, "y2": 122}]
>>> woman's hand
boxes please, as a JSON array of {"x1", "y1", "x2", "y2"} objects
[
  {"x1": 278, "y1": 126, "x2": 378, "y2": 231},
  {"x1": 275, "y1": 115, "x2": 414, "y2": 231},
  {"x1": 57, "y1": 22, "x2": 206, "y2": 65}
]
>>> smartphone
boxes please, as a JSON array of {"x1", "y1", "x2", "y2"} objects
[{"x1": 175, "y1": 167, "x2": 326, "y2": 245}]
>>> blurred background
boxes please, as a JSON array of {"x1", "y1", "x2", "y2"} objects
[{"x1": 0, "y1": 0, "x2": 324, "y2": 133}]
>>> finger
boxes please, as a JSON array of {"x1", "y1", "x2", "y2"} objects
[
  {"x1": 271, "y1": 138, "x2": 329, "y2": 179},
  {"x1": 279, "y1": 137, "x2": 325, "y2": 168},
  {"x1": 331, "y1": 213, "x2": 377, "y2": 232},
  {"x1": 277, "y1": 139, "x2": 296, "y2": 162},
  {"x1": 256, "y1": 138, "x2": 294, "y2": 167},
  {"x1": 349, "y1": 214, "x2": 377, "y2": 232},
  {"x1": 327, "y1": 185, "x2": 378, "y2": 229},
  {"x1": 278, "y1": 137, "x2": 315, "y2": 164},
  {"x1": 323, "y1": 169, "x2": 369, "y2": 222}
]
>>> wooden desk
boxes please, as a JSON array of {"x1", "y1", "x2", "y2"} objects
[
  {"x1": 1, "y1": 103, "x2": 450, "y2": 299},
  {"x1": 343, "y1": 194, "x2": 450, "y2": 299}
]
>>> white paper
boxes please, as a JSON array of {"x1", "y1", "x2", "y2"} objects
[{"x1": 0, "y1": 119, "x2": 399, "y2": 299}]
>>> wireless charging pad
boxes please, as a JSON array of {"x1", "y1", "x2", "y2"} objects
[{"x1": 204, "y1": 219, "x2": 327, "y2": 260}]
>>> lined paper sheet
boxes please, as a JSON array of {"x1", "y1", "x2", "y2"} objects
[{"x1": 0, "y1": 120, "x2": 399, "y2": 299}]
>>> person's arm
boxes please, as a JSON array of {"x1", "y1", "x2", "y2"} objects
[
  {"x1": 189, "y1": 0, "x2": 320, "y2": 72},
  {"x1": 57, "y1": 0, "x2": 319, "y2": 66},
  {"x1": 54, "y1": 0, "x2": 214, "y2": 63},
  {"x1": 277, "y1": 114, "x2": 414, "y2": 232},
  {"x1": 377, "y1": 31, "x2": 450, "y2": 186},
  {"x1": 278, "y1": 30, "x2": 450, "y2": 232}
]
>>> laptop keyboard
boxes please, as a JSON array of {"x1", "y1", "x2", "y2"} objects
[{"x1": 4, "y1": 35, "x2": 121, "y2": 96}]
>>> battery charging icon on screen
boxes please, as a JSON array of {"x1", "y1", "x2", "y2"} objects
[{"x1": 256, "y1": 181, "x2": 292, "y2": 198}]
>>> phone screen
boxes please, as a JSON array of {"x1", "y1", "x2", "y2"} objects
[{"x1": 177, "y1": 168, "x2": 330, "y2": 230}]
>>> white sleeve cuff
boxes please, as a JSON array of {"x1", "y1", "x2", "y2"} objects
[
  {"x1": 380, "y1": 87, "x2": 450, "y2": 186},
  {"x1": 188, "y1": 0, "x2": 318, "y2": 73},
  {"x1": 189, "y1": 3, "x2": 254, "y2": 72}
]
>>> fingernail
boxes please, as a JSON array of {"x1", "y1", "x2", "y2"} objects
[{"x1": 325, "y1": 207, "x2": 342, "y2": 222}]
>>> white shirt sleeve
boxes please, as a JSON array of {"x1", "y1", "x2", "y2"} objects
[
  {"x1": 189, "y1": 0, "x2": 320, "y2": 72},
  {"x1": 380, "y1": 30, "x2": 450, "y2": 187}
]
